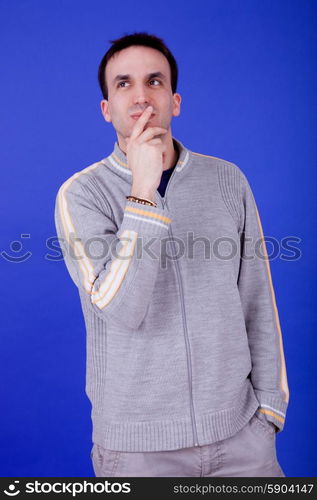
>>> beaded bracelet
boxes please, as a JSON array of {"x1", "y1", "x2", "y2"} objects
[{"x1": 126, "y1": 195, "x2": 157, "y2": 207}]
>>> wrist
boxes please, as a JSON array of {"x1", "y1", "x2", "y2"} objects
[{"x1": 130, "y1": 187, "x2": 156, "y2": 203}]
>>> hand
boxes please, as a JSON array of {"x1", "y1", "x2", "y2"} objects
[
  {"x1": 126, "y1": 105, "x2": 168, "y2": 201},
  {"x1": 256, "y1": 410, "x2": 277, "y2": 432},
  {"x1": 266, "y1": 419, "x2": 278, "y2": 433}
]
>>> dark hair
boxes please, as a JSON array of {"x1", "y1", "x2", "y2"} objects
[{"x1": 97, "y1": 32, "x2": 178, "y2": 100}]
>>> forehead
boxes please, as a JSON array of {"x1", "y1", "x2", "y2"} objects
[{"x1": 106, "y1": 45, "x2": 170, "y2": 84}]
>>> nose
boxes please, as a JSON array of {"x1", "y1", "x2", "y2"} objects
[{"x1": 132, "y1": 83, "x2": 151, "y2": 107}]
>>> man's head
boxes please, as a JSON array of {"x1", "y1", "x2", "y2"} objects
[{"x1": 98, "y1": 32, "x2": 181, "y2": 150}]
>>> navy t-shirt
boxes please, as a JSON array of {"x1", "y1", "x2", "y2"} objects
[{"x1": 157, "y1": 143, "x2": 179, "y2": 198}]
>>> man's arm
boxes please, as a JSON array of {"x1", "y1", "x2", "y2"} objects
[
  {"x1": 237, "y1": 171, "x2": 290, "y2": 432},
  {"x1": 54, "y1": 179, "x2": 171, "y2": 330}
]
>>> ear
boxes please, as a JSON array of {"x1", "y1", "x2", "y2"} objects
[
  {"x1": 172, "y1": 93, "x2": 182, "y2": 117},
  {"x1": 100, "y1": 99, "x2": 112, "y2": 123}
]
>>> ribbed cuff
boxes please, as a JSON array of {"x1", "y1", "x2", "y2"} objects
[
  {"x1": 253, "y1": 389, "x2": 289, "y2": 433},
  {"x1": 119, "y1": 200, "x2": 172, "y2": 236}
]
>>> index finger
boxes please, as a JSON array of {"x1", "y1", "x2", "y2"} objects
[{"x1": 129, "y1": 106, "x2": 153, "y2": 140}]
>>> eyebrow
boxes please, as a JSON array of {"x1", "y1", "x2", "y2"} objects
[{"x1": 112, "y1": 71, "x2": 167, "y2": 86}]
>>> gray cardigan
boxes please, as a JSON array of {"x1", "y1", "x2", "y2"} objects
[{"x1": 54, "y1": 136, "x2": 290, "y2": 452}]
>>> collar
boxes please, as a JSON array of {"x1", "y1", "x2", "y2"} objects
[{"x1": 102, "y1": 136, "x2": 191, "y2": 181}]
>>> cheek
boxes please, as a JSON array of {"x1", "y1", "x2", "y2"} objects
[
  {"x1": 167, "y1": 100, "x2": 176, "y2": 117},
  {"x1": 157, "y1": 95, "x2": 174, "y2": 116},
  {"x1": 108, "y1": 95, "x2": 124, "y2": 115},
  {"x1": 108, "y1": 100, "x2": 118, "y2": 118},
  {"x1": 108, "y1": 102, "x2": 125, "y2": 125}
]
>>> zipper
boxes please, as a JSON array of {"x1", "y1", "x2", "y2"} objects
[{"x1": 156, "y1": 174, "x2": 200, "y2": 447}]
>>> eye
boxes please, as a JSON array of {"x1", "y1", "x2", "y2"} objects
[
  {"x1": 117, "y1": 79, "x2": 161, "y2": 89},
  {"x1": 117, "y1": 81, "x2": 128, "y2": 88}
]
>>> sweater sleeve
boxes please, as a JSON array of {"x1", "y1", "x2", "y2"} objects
[
  {"x1": 54, "y1": 178, "x2": 171, "y2": 330},
  {"x1": 237, "y1": 171, "x2": 290, "y2": 433}
]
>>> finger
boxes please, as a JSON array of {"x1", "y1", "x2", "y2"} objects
[
  {"x1": 129, "y1": 105, "x2": 153, "y2": 140},
  {"x1": 147, "y1": 138, "x2": 167, "y2": 147},
  {"x1": 138, "y1": 127, "x2": 168, "y2": 143},
  {"x1": 147, "y1": 138, "x2": 163, "y2": 145}
]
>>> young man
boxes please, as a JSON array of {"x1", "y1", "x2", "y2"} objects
[{"x1": 54, "y1": 32, "x2": 290, "y2": 477}]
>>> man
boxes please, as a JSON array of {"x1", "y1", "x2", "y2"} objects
[{"x1": 54, "y1": 32, "x2": 290, "y2": 477}]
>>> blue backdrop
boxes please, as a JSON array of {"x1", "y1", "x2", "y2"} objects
[{"x1": 1, "y1": 0, "x2": 316, "y2": 477}]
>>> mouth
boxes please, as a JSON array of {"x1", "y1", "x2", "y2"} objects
[{"x1": 130, "y1": 113, "x2": 155, "y2": 120}]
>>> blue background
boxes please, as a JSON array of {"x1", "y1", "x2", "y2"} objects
[{"x1": 1, "y1": 0, "x2": 316, "y2": 477}]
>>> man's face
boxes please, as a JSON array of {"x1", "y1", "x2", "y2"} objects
[{"x1": 100, "y1": 45, "x2": 181, "y2": 147}]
